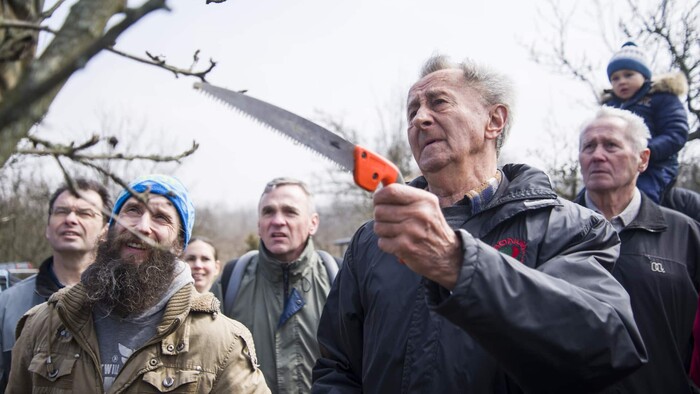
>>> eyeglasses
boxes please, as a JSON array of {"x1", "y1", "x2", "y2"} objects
[{"x1": 51, "y1": 206, "x2": 102, "y2": 220}]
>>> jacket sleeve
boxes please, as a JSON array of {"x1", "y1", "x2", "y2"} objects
[
  {"x1": 648, "y1": 93, "x2": 689, "y2": 163},
  {"x1": 425, "y1": 205, "x2": 646, "y2": 393},
  {"x1": 312, "y1": 226, "x2": 366, "y2": 393},
  {"x1": 5, "y1": 307, "x2": 38, "y2": 394}
]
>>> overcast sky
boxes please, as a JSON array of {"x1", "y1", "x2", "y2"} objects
[{"x1": 29, "y1": 0, "x2": 612, "y2": 209}]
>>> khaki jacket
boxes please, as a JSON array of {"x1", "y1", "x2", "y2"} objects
[{"x1": 7, "y1": 282, "x2": 270, "y2": 393}]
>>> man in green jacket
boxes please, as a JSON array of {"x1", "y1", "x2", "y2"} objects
[
  {"x1": 8, "y1": 174, "x2": 270, "y2": 393},
  {"x1": 220, "y1": 177, "x2": 338, "y2": 394}
]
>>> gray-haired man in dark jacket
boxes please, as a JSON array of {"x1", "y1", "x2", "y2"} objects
[
  {"x1": 575, "y1": 106, "x2": 699, "y2": 393},
  {"x1": 312, "y1": 55, "x2": 647, "y2": 393}
]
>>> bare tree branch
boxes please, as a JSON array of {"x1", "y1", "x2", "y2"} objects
[
  {"x1": 107, "y1": 47, "x2": 216, "y2": 81},
  {"x1": 18, "y1": 135, "x2": 199, "y2": 163},
  {"x1": 0, "y1": 19, "x2": 57, "y2": 34},
  {"x1": 39, "y1": 0, "x2": 68, "y2": 20}
]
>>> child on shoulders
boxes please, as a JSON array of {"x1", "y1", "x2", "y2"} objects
[{"x1": 602, "y1": 41, "x2": 689, "y2": 203}]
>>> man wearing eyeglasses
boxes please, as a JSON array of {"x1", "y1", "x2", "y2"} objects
[{"x1": 0, "y1": 178, "x2": 111, "y2": 393}]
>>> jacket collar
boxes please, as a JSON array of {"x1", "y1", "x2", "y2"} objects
[
  {"x1": 49, "y1": 281, "x2": 219, "y2": 336},
  {"x1": 488, "y1": 164, "x2": 559, "y2": 206},
  {"x1": 575, "y1": 189, "x2": 667, "y2": 233},
  {"x1": 623, "y1": 192, "x2": 667, "y2": 232},
  {"x1": 599, "y1": 71, "x2": 688, "y2": 103},
  {"x1": 584, "y1": 188, "x2": 642, "y2": 232},
  {"x1": 35, "y1": 257, "x2": 62, "y2": 300},
  {"x1": 257, "y1": 238, "x2": 317, "y2": 281}
]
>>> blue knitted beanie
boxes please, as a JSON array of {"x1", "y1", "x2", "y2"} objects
[
  {"x1": 607, "y1": 41, "x2": 651, "y2": 81},
  {"x1": 109, "y1": 174, "x2": 195, "y2": 246}
]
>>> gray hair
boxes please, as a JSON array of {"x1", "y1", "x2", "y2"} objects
[
  {"x1": 579, "y1": 106, "x2": 650, "y2": 152},
  {"x1": 419, "y1": 55, "x2": 516, "y2": 156},
  {"x1": 259, "y1": 177, "x2": 316, "y2": 213}
]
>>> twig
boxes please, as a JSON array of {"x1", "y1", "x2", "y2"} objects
[
  {"x1": 0, "y1": 20, "x2": 58, "y2": 34},
  {"x1": 40, "y1": 0, "x2": 69, "y2": 20},
  {"x1": 17, "y1": 141, "x2": 199, "y2": 162},
  {"x1": 107, "y1": 47, "x2": 216, "y2": 81}
]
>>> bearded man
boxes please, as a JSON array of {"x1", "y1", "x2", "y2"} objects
[{"x1": 7, "y1": 174, "x2": 270, "y2": 393}]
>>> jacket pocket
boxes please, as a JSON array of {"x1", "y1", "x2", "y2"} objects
[
  {"x1": 142, "y1": 367, "x2": 200, "y2": 393},
  {"x1": 27, "y1": 352, "x2": 77, "y2": 391}
]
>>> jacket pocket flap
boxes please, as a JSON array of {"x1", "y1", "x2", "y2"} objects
[
  {"x1": 143, "y1": 368, "x2": 200, "y2": 392},
  {"x1": 28, "y1": 353, "x2": 76, "y2": 382}
]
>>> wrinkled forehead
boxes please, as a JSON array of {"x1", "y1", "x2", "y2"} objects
[
  {"x1": 408, "y1": 69, "x2": 464, "y2": 100},
  {"x1": 581, "y1": 116, "x2": 630, "y2": 142}
]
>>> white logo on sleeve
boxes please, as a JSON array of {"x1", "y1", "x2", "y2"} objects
[{"x1": 650, "y1": 261, "x2": 666, "y2": 273}]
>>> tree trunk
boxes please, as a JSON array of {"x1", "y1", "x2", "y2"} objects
[{"x1": 0, "y1": 0, "x2": 126, "y2": 167}]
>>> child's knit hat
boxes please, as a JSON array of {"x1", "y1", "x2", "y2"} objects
[{"x1": 607, "y1": 42, "x2": 651, "y2": 81}]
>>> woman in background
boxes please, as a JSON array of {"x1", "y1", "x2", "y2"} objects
[{"x1": 182, "y1": 236, "x2": 222, "y2": 301}]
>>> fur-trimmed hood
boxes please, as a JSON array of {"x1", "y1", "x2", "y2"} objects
[{"x1": 600, "y1": 72, "x2": 688, "y2": 103}]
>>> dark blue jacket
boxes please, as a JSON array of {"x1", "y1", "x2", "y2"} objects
[{"x1": 313, "y1": 164, "x2": 646, "y2": 393}]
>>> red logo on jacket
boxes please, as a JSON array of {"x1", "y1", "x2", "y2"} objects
[{"x1": 494, "y1": 238, "x2": 527, "y2": 263}]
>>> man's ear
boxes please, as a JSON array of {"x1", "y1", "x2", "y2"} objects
[
  {"x1": 485, "y1": 104, "x2": 507, "y2": 141},
  {"x1": 98, "y1": 224, "x2": 108, "y2": 241},
  {"x1": 308, "y1": 213, "x2": 320, "y2": 236},
  {"x1": 638, "y1": 148, "x2": 651, "y2": 173}
]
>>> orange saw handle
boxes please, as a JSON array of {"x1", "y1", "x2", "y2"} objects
[{"x1": 353, "y1": 145, "x2": 404, "y2": 192}]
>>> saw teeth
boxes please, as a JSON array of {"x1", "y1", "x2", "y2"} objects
[
  {"x1": 197, "y1": 89, "x2": 350, "y2": 173},
  {"x1": 196, "y1": 87, "x2": 352, "y2": 175}
]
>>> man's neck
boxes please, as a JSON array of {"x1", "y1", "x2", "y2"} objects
[
  {"x1": 424, "y1": 161, "x2": 498, "y2": 207},
  {"x1": 586, "y1": 187, "x2": 636, "y2": 220},
  {"x1": 52, "y1": 252, "x2": 94, "y2": 286}
]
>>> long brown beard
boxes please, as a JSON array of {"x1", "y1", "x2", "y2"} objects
[{"x1": 81, "y1": 228, "x2": 177, "y2": 317}]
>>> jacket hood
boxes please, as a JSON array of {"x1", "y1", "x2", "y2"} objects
[
  {"x1": 494, "y1": 163, "x2": 558, "y2": 204},
  {"x1": 599, "y1": 71, "x2": 688, "y2": 103}
]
